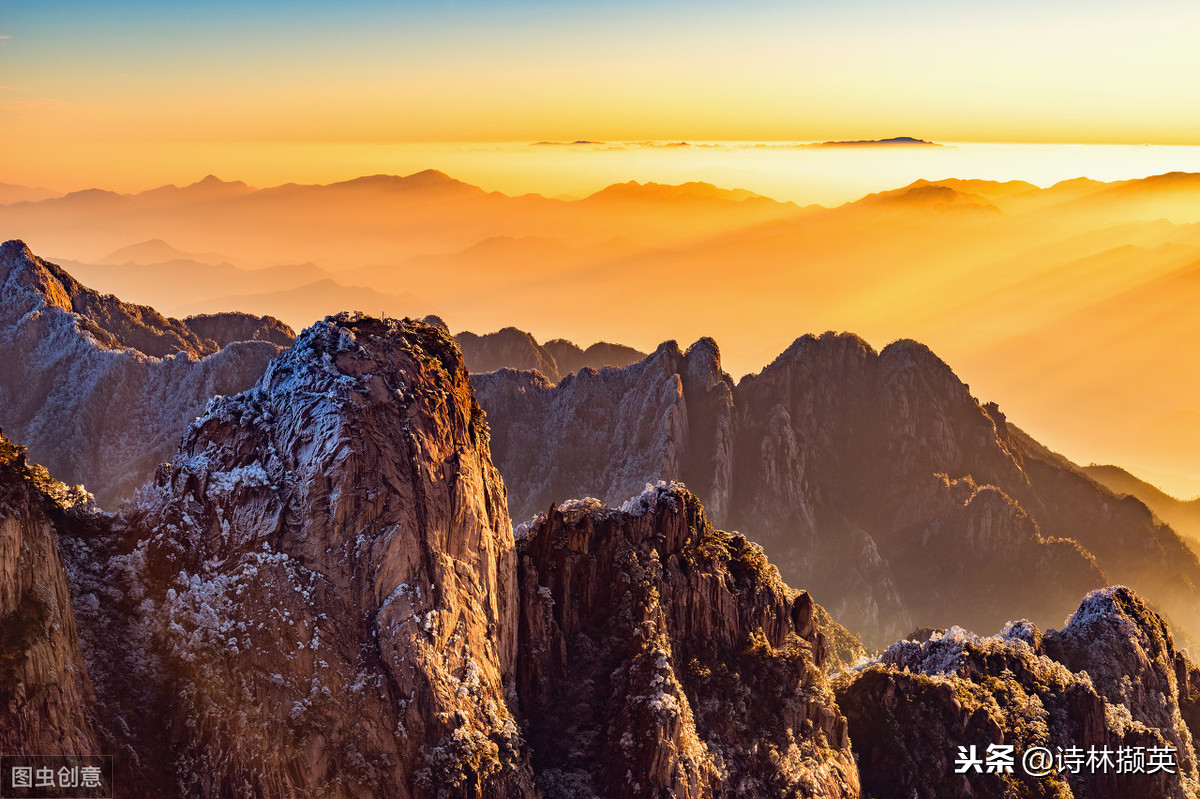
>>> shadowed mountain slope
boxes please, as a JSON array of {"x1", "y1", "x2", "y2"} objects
[
  {"x1": 4, "y1": 311, "x2": 1198, "y2": 798},
  {"x1": 1085, "y1": 464, "x2": 1200, "y2": 545}
]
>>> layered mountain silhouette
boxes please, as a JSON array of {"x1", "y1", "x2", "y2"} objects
[
  {"x1": 1, "y1": 313, "x2": 1196, "y2": 798},
  {"x1": 473, "y1": 333, "x2": 1200, "y2": 649},
  {"x1": 11, "y1": 169, "x2": 1200, "y2": 498},
  {"x1": 0, "y1": 182, "x2": 59, "y2": 205},
  {"x1": 54, "y1": 252, "x2": 416, "y2": 334},
  {"x1": 0, "y1": 246, "x2": 643, "y2": 505},
  {"x1": 98, "y1": 237, "x2": 232, "y2": 266}
]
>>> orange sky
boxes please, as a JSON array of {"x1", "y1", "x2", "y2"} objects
[{"x1": 3, "y1": 1, "x2": 1200, "y2": 191}]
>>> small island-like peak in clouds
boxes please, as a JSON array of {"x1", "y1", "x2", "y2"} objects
[{"x1": 812, "y1": 136, "x2": 942, "y2": 147}]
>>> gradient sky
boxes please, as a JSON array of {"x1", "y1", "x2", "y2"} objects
[{"x1": 3, "y1": 1, "x2": 1200, "y2": 189}]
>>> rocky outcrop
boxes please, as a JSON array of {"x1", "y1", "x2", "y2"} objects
[
  {"x1": 515, "y1": 483, "x2": 860, "y2": 798},
  {"x1": 6, "y1": 307, "x2": 1200, "y2": 799},
  {"x1": 85, "y1": 314, "x2": 534, "y2": 797},
  {"x1": 474, "y1": 339, "x2": 735, "y2": 524},
  {"x1": 474, "y1": 332, "x2": 1200, "y2": 649},
  {"x1": 0, "y1": 434, "x2": 99, "y2": 756},
  {"x1": 0, "y1": 240, "x2": 291, "y2": 507},
  {"x1": 834, "y1": 586, "x2": 1200, "y2": 799},
  {"x1": 457, "y1": 326, "x2": 645, "y2": 383}
]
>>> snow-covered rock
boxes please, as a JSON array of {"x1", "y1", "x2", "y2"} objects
[{"x1": 111, "y1": 313, "x2": 536, "y2": 797}]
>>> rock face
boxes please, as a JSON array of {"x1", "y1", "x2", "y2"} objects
[
  {"x1": 457, "y1": 326, "x2": 644, "y2": 383},
  {"x1": 99, "y1": 314, "x2": 536, "y2": 797},
  {"x1": 474, "y1": 331, "x2": 1200, "y2": 648},
  {"x1": 0, "y1": 240, "x2": 293, "y2": 507},
  {"x1": 0, "y1": 435, "x2": 99, "y2": 756},
  {"x1": 1083, "y1": 463, "x2": 1200, "y2": 545},
  {"x1": 458, "y1": 327, "x2": 559, "y2": 379},
  {"x1": 473, "y1": 339, "x2": 735, "y2": 525},
  {"x1": 515, "y1": 483, "x2": 860, "y2": 798},
  {"x1": 835, "y1": 586, "x2": 1200, "y2": 799}
]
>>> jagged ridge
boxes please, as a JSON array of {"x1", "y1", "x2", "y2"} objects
[
  {"x1": 473, "y1": 331, "x2": 1200, "y2": 649},
  {"x1": 3, "y1": 313, "x2": 1199, "y2": 799},
  {"x1": 835, "y1": 586, "x2": 1200, "y2": 798},
  {"x1": 455, "y1": 324, "x2": 645, "y2": 383}
]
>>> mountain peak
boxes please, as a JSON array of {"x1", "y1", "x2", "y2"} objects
[
  {"x1": 98, "y1": 238, "x2": 231, "y2": 266},
  {"x1": 857, "y1": 183, "x2": 998, "y2": 212},
  {"x1": 0, "y1": 237, "x2": 35, "y2": 264},
  {"x1": 816, "y1": 136, "x2": 940, "y2": 147},
  {"x1": 0, "y1": 244, "x2": 293, "y2": 505},
  {"x1": 123, "y1": 310, "x2": 536, "y2": 794},
  {"x1": 139, "y1": 174, "x2": 254, "y2": 200}
]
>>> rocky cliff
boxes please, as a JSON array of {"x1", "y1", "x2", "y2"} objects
[
  {"x1": 473, "y1": 332, "x2": 1200, "y2": 649},
  {"x1": 835, "y1": 586, "x2": 1200, "y2": 799},
  {"x1": 95, "y1": 314, "x2": 534, "y2": 797},
  {"x1": 0, "y1": 240, "x2": 293, "y2": 507},
  {"x1": 0, "y1": 435, "x2": 99, "y2": 756},
  {"x1": 516, "y1": 483, "x2": 860, "y2": 798}
]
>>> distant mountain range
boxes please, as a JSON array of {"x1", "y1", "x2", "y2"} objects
[
  {"x1": 453, "y1": 323, "x2": 645, "y2": 383},
  {"x1": 52, "y1": 252, "x2": 418, "y2": 334},
  {"x1": 0, "y1": 243, "x2": 641, "y2": 505},
  {"x1": 99, "y1": 237, "x2": 233, "y2": 265},
  {"x1": 0, "y1": 181, "x2": 59, "y2": 204}
]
